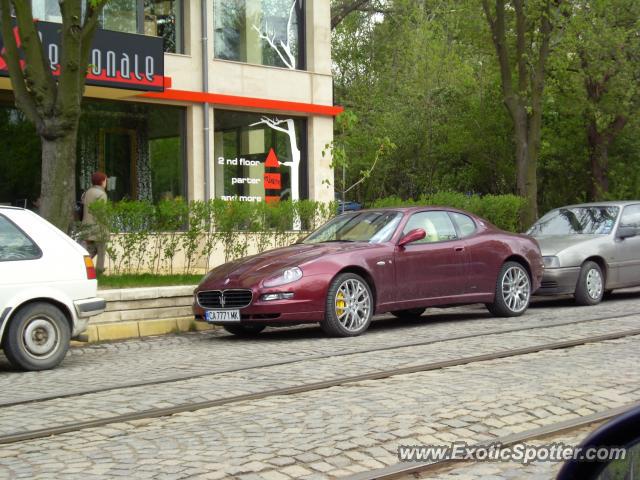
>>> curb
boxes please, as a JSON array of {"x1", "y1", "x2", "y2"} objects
[{"x1": 77, "y1": 317, "x2": 214, "y2": 343}]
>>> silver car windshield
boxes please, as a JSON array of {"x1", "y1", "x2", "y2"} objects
[
  {"x1": 528, "y1": 207, "x2": 619, "y2": 235},
  {"x1": 303, "y1": 211, "x2": 403, "y2": 244}
]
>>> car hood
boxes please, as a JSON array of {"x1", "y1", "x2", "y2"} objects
[
  {"x1": 534, "y1": 235, "x2": 604, "y2": 256},
  {"x1": 199, "y1": 242, "x2": 374, "y2": 288}
]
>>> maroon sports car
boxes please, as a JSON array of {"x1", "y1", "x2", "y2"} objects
[{"x1": 193, "y1": 207, "x2": 543, "y2": 337}]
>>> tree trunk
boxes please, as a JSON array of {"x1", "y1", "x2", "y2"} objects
[
  {"x1": 587, "y1": 122, "x2": 608, "y2": 201},
  {"x1": 39, "y1": 129, "x2": 78, "y2": 232},
  {"x1": 586, "y1": 115, "x2": 626, "y2": 201},
  {"x1": 511, "y1": 103, "x2": 538, "y2": 227}
]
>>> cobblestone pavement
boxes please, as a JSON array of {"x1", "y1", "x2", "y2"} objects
[
  {"x1": 0, "y1": 330, "x2": 639, "y2": 479},
  {"x1": 0, "y1": 314, "x2": 638, "y2": 438},
  {"x1": 1, "y1": 289, "x2": 639, "y2": 405},
  {"x1": 418, "y1": 424, "x2": 600, "y2": 479}
]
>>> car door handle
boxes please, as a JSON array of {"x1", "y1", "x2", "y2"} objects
[{"x1": 454, "y1": 246, "x2": 465, "y2": 252}]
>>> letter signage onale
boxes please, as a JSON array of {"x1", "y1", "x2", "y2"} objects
[{"x1": 0, "y1": 21, "x2": 165, "y2": 92}]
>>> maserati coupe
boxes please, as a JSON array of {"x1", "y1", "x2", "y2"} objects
[{"x1": 193, "y1": 207, "x2": 544, "y2": 337}]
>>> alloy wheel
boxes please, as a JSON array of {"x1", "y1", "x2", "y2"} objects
[
  {"x1": 501, "y1": 266, "x2": 530, "y2": 313},
  {"x1": 334, "y1": 278, "x2": 372, "y2": 333}
]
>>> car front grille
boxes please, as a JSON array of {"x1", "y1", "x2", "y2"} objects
[{"x1": 198, "y1": 289, "x2": 253, "y2": 309}]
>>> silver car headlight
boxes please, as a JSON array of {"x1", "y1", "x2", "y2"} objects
[
  {"x1": 543, "y1": 256, "x2": 560, "y2": 268},
  {"x1": 263, "y1": 267, "x2": 303, "y2": 287}
]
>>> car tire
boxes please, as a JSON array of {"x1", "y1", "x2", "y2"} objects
[
  {"x1": 321, "y1": 273, "x2": 373, "y2": 337},
  {"x1": 3, "y1": 302, "x2": 70, "y2": 371},
  {"x1": 486, "y1": 261, "x2": 531, "y2": 317},
  {"x1": 223, "y1": 324, "x2": 266, "y2": 336},
  {"x1": 575, "y1": 261, "x2": 605, "y2": 306},
  {"x1": 391, "y1": 308, "x2": 426, "y2": 319}
]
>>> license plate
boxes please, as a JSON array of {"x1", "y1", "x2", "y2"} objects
[{"x1": 205, "y1": 310, "x2": 241, "y2": 323}]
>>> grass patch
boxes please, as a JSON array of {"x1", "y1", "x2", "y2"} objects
[{"x1": 97, "y1": 273, "x2": 203, "y2": 289}]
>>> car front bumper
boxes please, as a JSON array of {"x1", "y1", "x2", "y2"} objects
[
  {"x1": 193, "y1": 275, "x2": 329, "y2": 325},
  {"x1": 535, "y1": 267, "x2": 580, "y2": 295}
]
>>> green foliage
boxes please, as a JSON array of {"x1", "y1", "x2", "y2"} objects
[
  {"x1": 96, "y1": 273, "x2": 203, "y2": 289},
  {"x1": 370, "y1": 192, "x2": 526, "y2": 232},
  {"x1": 331, "y1": 0, "x2": 640, "y2": 219},
  {"x1": 89, "y1": 199, "x2": 335, "y2": 274}
]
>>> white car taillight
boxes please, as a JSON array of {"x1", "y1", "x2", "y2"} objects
[{"x1": 84, "y1": 256, "x2": 97, "y2": 280}]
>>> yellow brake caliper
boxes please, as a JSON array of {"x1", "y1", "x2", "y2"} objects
[{"x1": 336, "y1": 291, "x2": 346, "y2": 316}]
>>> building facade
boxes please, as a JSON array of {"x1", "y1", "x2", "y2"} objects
[{"x1": 0, "y1": 0, "x2": 338, "y2": 208}]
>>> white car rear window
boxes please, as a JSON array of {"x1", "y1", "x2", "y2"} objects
[{"x1": 0, "y1": 214, "x2": 42, "y2": 262}]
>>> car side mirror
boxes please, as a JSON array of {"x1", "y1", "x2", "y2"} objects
[
  {"x1": 556, "y1": 405, "x2": 640, "y2": 480},
  {"x1": 398, "y1": 228, "x2": 426, "y2": 247},
  {"x1": 617, "y1": 225, "x2": 639, "y2": 239}
]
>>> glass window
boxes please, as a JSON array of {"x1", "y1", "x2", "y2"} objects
[
  {"x1": 101, "y1": 0, "x2": 138, "y2": 33},
  {"x1": 450, "y1": 212, "x2": 476, "y2": 238},
  {"x1": 144, "y1": 0, "x2": 183, "y2": 54},
  {"x1": 32, "y1": 0, "x2": 62, "y2": 22},
  {"x1": 620, "y1": 204, "x2": 640, "y2": 227},
  {"x1": 214, "y1": 110, "x2": 307, "y2": 202},
  {"x1": 403, "y1": 211, "x2": 458, "y2": 244},
  {"x1": 77, "y1": 101, "x2": 186, "y2": 203},
  {"x1": 0, "y1": 215, "x2": 41, "y2": 262},
  {"x1": 0, "y1": 99, "x2": 41, "y2": 209},
  {"x1": 304, "y1": 211, "x2": 402, "y2": 244},
  {"x1": 32, "y1": 0, "x2": 183, "y2": 53},
  {"x1": 528, "y1": 207, "x2": 619, "y2": 236},
  {"x1": 214, "y1": 0, "x2": 305, "y2": 70}
]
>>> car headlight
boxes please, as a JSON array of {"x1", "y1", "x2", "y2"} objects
[
  {"x1": 543, "y1": 256, "x2": 560, "y2": 268},
  {"x1": 263, "y1": 267, "x2": 303, "y2": 287}
]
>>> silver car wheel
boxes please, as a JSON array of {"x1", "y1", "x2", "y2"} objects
[
  {"x1": 335, "y1": 278, "x2": 372, "y2": 332},
  {"x1": 586, "y1": 268, "x2": 603, "y2": 300},
  {"x1": 22, "y1": 318, "x2": 59, "y2": 359},
  {"x1": 501, "y1": 266, "x2": 530, "y2": 313}
]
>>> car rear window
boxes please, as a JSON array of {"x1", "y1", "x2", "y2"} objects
[{"x1": 0, "y1": 214, "x2": 42, "y2": 262}]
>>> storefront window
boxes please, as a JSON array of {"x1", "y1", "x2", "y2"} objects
[
  {"x1": 214, "y1": 110, "x2": 307, "y2": 202},
  {"x1": 31, "y1": 0, "x2": 183, "y2": 53},
  {"x1": 0, "y1": 102, "x2": 41, "y2": 208},
  {"x1": 78, "y1": 102, "x2": 186, "y2": 203},
  {"x1": 214, "y1": 0, "x2": 305, "y2": 70},
  {"x1": 1, "y1": 96, "x2": 185, "y2": 208}
]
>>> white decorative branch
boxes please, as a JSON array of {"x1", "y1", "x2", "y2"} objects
[
  {"x1": 251, "y1": 116, "x2": 302, "y2": 229},
  {"x1": 252, "y1": 0, "x2": 298, "y2": 70}
]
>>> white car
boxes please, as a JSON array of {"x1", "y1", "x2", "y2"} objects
[{"x1": 0, "y1": 207, "x2": 105, "y2": 370}]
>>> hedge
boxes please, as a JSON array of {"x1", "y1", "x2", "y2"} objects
[
  {"x1": 370, "y1": 192, "x2": 527, "y2": 232},
  {"x1": 84, "y1": 193, "x2": 526, "y2": 275},
  {"x1": 86, "y1": 199, "x2": 335, "y2": 275}
]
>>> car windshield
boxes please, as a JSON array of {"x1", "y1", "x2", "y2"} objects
[
  {"x1": 303, "y1": 211, "x2": 403, "y2": 244},
  {"x1": 528, "y1": 207, "x2": 619, "y2": 236}
]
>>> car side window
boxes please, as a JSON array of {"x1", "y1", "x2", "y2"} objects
[
  {"x1": 0, "y1": 215, "x2": 41, "y2": 262},
  {"x1": 402, "y1": 211, "x2": 458, "y2": 244},
  {"x1": 619, "y1": 204, "x2": 640, "y2": 227},
  {"x1": 450, "y1": 212, "x2": 476, "y2": 238}
]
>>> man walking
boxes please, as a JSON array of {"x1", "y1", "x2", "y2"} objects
[{"x1": 82, "y1": 172, "x2": 108, "y2": 273}]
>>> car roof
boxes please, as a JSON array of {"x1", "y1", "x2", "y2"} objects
[
  {"x1": 0, "y1": 206, "x2": 25, "y2": 211},
  {"x1": 339, "y1": 205, "x2": 474, "y2": 216},
  {"x1": 550, "y1": 201, "x2": 640, "y2": 209}
]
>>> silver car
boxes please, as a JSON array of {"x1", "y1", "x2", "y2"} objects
[{"x1": 528, "y1": 201, "x2": 640, "y2": 305}]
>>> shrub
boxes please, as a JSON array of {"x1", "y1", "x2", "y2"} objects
[{"x1": 370, "y1": 192, "x2": 526, "y2": 232}]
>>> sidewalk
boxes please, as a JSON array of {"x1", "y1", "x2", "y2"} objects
[{"x1": 83, "y1": 285, "x2": 213, "y2": 342}]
